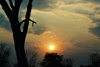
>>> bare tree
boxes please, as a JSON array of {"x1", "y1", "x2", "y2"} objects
[
  {"x1": 14, "y1": 49, "x2": 38, "y2": 67},
  {"x1": 0, "y1": 0, "x2": 36, "y2": 67}
]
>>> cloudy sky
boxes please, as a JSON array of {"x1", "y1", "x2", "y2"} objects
[{"x1": 0, "y1": 0, "x2": 100, "y2": 66}]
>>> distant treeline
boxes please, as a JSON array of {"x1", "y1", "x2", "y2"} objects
[{"x1": 0, "y1": 43, "x2": 100, "y2": 67}]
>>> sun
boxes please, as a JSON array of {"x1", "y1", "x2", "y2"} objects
[{"x1": 49, "y1": 45, "x2": 55, "y2": 51}]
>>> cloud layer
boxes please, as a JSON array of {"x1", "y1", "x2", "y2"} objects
[{"x1": 0, "y1": 0, "x2": 100, "y2": 66}]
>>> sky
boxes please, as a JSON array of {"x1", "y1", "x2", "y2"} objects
[{"x1": 0, "y1": 0, "x2": 100, "y2": 66}]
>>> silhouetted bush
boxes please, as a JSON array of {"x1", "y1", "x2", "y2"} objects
[
  {"x1": 26, "y1": 49, "x2": 38, "y2": 67},
  {"x1": 0, "y1": 43, "x2": 11, "y2": 67},
  {"x1": 41, "y1": 53, "x2": 64, "y2": 67},
  {"x1": 80, "y1": 52, "x2": 100, "y2": 67},
  {"x1": 63, "y1": 58, "x2": 74, "y2": 67},
  {"x1": 89, "y1": 52, "x2": 100, "y2": 67}
]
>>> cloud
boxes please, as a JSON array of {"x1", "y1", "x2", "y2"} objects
[
  {"x1": 61, "y1": 3, "x2": 94, "y2": 15},
  {"x1": 90, "y1": 25, "x2": 100, "y2": 38},
  {"x1": 28, "y1": 24, "x2": 48, "y2": 35},
  {"x1": 0, "y1": 13, "x2": 11, "y2": 31},
  {"x1": 21, "y1": 0, "x2": 58, "y2": 11},
  {"x1": 1, "y1": 0, "x2": 100, "y2": 65},
  {"x1": 33, "y1": 25, "x2": 47, "y2": 35},
  {"x1": 0, "y1": 11, "x2": 47, "y2": 35},
  {"x1": 60, "y1": 2, "x2": 100, "y2": 38},
  {"x1": 88, "y1": 10, "x2": 100, "y2": 38},
  {"x1": 85, "y1": 0, "x2": 100, "y2": 4},
  {"x1": 33, "y1": 0, "x2": 57, "y2": 10},
  {"x1": 62, "y1": 0, "x2": 82, "y2": 4},
  {"x1": 62, "y1": 0, "x2": 100, "y2": 4},
  {"x1": 0, "y1": 27, "x2": 13, "y2": 43}
]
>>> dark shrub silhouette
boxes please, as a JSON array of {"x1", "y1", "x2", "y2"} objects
[
  {"x1": 63, "y1": 58, "x2": 74, "y2": 67},
  {"x1": 80, "y1": 65, "x2": 92, "y2": 67},
  {"x1": 89, "y1": 52, "x2": 100, "y2": 67},
  {"x1": 41, "y1": 53, "x2": 64, "y2": 67},
  {"x1": 26, "y1": 49, "x2": 38, "y2": 67},
  {"x1": 0, "y1": 43, "x2": 11, "y2": 67},
  {"x1": 13, "y1": 63, "x2": 18, "y2": 67},
  {"x1": 80, "y1": 53, "x2": 100, "y2": 67}
]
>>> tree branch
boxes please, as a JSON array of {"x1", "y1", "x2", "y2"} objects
[
  {"x1": 14, "y1": 0, "x2": 23, "y2": 17},
  {"x1": 29, "y1": 19, "x2": 36, "y2": 26},
  {"x1": 9, "y1": 0, "x2": 14, "y2": 10},
  {"x1": 29, "y1": 19, "x2": 36, "y2": 24},
  {"x1": 20, "y1": 20, "x2": 25, "y2": 26},
  {"x1": 20, "y1": 19, "x2": 36, "y2": 26},
  {"x1": 0, "y1": 0, "x2": 12, "y2": 19},
  {"x1": 23, "y1": 0, "x2": 33, "y2": 38}
]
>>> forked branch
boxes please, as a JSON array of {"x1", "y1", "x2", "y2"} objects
[
  {"x1": 0, "y1": 0, "x2": 12, "y2": 19},
  {"x1": 20, "y1": 19, "x2": 36, "y2": 26},
  {"x1": 14, "y1": 0, "x2": 23, "y2": 16},
  {"x1": 23, "y1": 0, "x2": 33, "y2": 39},
  {"x1": 9, "y1": 0, "x2": 14, "y2": 10}
]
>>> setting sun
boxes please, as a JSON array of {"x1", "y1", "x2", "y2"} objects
[{"x1": 49, "y1": 45, "x2": 55, "y2": 51}]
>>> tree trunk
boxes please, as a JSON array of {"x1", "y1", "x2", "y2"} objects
[
  {"x1": 14, "y1": 34, "x2": 28, "y2": 67},
  {"x1": 0, "y1": 0, "x2": 33, "y2": 67}
]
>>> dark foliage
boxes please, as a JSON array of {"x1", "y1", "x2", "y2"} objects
[
  {"x1": 63, "y1": 58, "x2": 74, "y2": 67},
  {"x1": 0, "y1": 43, "x2": 11, "y2": 67},
  {"x1": 26, "y1": 49, "x2": 38, "y2": 67},
  {"x1": 41, "y1": 53, "x2": 64, "y2": 67},
  {"x1": 89, "y1": 52, "x2": 100, "y2": 67},
  {"x1": 80, "y1": 52, "x2": 100, "y2": 67}
]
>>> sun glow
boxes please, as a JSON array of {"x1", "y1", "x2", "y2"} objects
[{"x1": 49, "y1": 45, "x2": 55, "y2": 51}]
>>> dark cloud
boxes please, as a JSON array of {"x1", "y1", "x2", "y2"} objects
[
  {"x1": 33, "y1": 0, "x2": 57, "y2": 10},
  {"x1": 90, "y1": 16, "x2": 100, "y2": 23},
  {"x1": 32, "y1": 25, "x2": 47, "y2": 35},
  {"x1": 0, "y1": 13, "x2": 11, "y2": 31},
  {"x1": 95, "y1": 7, "x2": 100, "y2": 14},
  {"x1": 63, "y1": 0, "x2": 100, "y2": 5},
  {"x1": 85, "y1": 0, "x2": 100, "y2": 3},
  {"x1": 90, "y1": 25, "x2": 100, "y2": 38},
  {"x1": 21, "y1": 0, "x2": 57, "y2": 10},
  {"x1": 88, "y1": 8, "x2": 100, "y2": 37},
  {"x1": 95, "y1": 7, "x2": 100, "y2": 11},
  {"x1": 63, "y1": 0, "x2": 82, "y2": 4},
  {"x1": 25, "y1": 23, "x2": 48, "y2": 35}
]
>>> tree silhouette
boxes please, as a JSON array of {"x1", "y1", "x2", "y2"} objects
[
  {"x1": 89, "y1": 52, "x2": 100, "y2": 67},
  {"x1": 14, "y1": 49, "x2": 38, "y2": 67},
  {"x1": 80, "y1": 53, "x2": 100, "y2": 67},
  {"x1": 63, "y1": 58, "x2": 74, "y2": 67},
  {"x1": 0, "y1": 0, "x2": 36, "y2": 67},
  {"x1": 0, "y1": 43, "x2": 11, "y2": 67},
  {"x1": 41, "y1": 53, "x2": 64, "y2": 67},
  {"x1": 26, "y1": 49, "x2": 38, "y2": 67}
]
